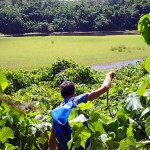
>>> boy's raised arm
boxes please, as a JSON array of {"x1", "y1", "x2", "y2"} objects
[{"x1": 87, "y1": 72, "x2": 115, "y2": 101}]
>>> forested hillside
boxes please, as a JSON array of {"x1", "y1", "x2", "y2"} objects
[{"x1": 0, "y1": 0, "x2": 149, "y2": 34}]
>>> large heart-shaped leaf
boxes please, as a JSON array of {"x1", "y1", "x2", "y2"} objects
[
  {"x1": 0, "y1": 127, "x2": 14, "y2": 143},
  {"x1": 78, "y1": 101, "x2": 93, "y2": 110},
  {"x1": 138, "y1": 13, "x2": 150, "y2": 45},
  {"x1": 125, "y1": 92, "x2": 143, "y2": 111}
]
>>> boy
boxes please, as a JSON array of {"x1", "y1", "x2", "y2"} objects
[{"x1": 49, "y1": 72, "x2": 116, "y2": 150}]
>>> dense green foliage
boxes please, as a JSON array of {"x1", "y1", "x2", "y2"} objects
[
  {"x1": 1, "y1": 57, "x2": 150, "y2": 149},
  {"x1": 0, "y1": 0, "x2": 149, "y2": 34}
]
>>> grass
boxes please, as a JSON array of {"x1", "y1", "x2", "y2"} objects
[{"x1": 0, "y1": 35, "x2": 150, "y2": 70}]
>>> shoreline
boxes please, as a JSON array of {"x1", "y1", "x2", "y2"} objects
[
  {"x1": 0, "y1": 30, "x2": 139, "y2": 37},
  {"x1": 91, "y1": 58, "x2": 143, "y2": 70}
]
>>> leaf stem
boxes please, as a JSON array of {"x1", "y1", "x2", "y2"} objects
[{"x1": 107, "y1": 92, "x2": 113, "y2": 118}]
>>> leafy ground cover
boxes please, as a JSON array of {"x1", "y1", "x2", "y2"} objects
[
  {"x1": 0, "y1": 35, "x2": 150, "y2": 70},
  {"x1": 0, "y1": 57, "x2": 150, "y2": 149}
]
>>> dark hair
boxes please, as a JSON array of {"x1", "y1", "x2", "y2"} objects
[{"x1": 60, "y1": 81, "x2": 75, "y2": 98}]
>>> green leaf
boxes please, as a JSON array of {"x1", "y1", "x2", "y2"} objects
[
  {"x1": 145, "y1": 116, "x2": 150, "y2": 136},
  {"x1": 106, "y1": 119, "x2": 119, "y2": 131},
  {"x1": 4, "y1": 143, "x2": 16, "y2": 150},
  {"x1": 0, "y1": 120, "x2": 6, "y2": 126},
  {"x1": 99, "y1": 114, "x2": 109, "y2": 124},
  {"x1": 37, "y1": 136, "x2": 47, "y2": 144},
  {"x1": 81, "y1": 127, "x2": 91, "y2": 138},
  {"x1": 136, "y1": 78, "x2": 148, "y2": 95},
  {"x1": 78, "y1": 101, "x2": 93, "y2": 110},
  {"x1": 118, "y1": 137, "x2": 136, "y2": 150},
  {"x1": 125, "y1": 92, "x2": 143, "y2": 111},
  {"x1": 105, "y1": 140, "x2": 119, "y2": 150},
  {"x1": 68, "y1": 108, "x2": 76, "y2": 121},
  {"x1": 126, "y1": 123, "x2": 133, "y2": 137},
  {"x1": 90, "y1": 112, "x2": 100, "y2": 123},
  {"x1": 138, "y1": 13, "x2": 150, "y2": 45},
  {"x1": 37, "y1": 130, "x2": 49, "y2": 144},
  {"x1": 116, "y1": 109, "x2": 128, "y2": 124},
  {"x1": 117, "y1": 114, "x2": 127, "y2": 126},
  {"x1": 94, "y1": 121, "x2": 106, "y2": 133},
  {"x1": 74, "y1": 136, "x2": 81, "y2": 148},
  {"x1": 117, "y1": 126, "x2": 127, "y2": 140},
  {"x1": 70, "y1": 121, "x2": 91, "y2": 149},
  {"x1": 0, "y1": 72, "x2": 8, "y2": 93},
  {"x1": 0, "y1": 127, "x2": 14, "y2": 143},
  {"x1": 80, "y1": 127, "x2": 91, "y2": 148},
  {"x1": 145, "y1": 57, "x2": 150, "y2": 73},
  {"x1": 67, "y1": 140, "x2": 73, "y2": 150},
  {"x1": 72, "y1": 124, "x2": 85, "y2": 138}
]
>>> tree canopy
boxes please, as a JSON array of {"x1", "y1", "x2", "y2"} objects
[{"x1": 0, "y1": 0, "x2": 149, "y2": 34}]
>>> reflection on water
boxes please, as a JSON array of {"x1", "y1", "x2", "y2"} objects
[{"x1": 91, "y1": 58, "x2": 143, "y2": 70}]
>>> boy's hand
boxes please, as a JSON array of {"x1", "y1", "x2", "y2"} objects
[{"x1": 106, "y1": 72, "x2": 116, "y2": 80}]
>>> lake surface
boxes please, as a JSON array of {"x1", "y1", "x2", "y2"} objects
[{"x1": 91, "y1": 58, "x2": 143, "y2": 70}]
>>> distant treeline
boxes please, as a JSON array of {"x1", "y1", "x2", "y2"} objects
[{"x1": 0, "y1": 0, "x2": 149, "y2": 34}]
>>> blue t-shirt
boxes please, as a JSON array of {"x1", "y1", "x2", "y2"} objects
[
  {"x1": 61, "y1": 93, "x2": 88, "y2": 108},
  {"x1": 52, "y1": 93, "x2": 89, "y2": 150}
]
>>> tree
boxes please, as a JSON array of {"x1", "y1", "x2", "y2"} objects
[
  {"x1": 0, "y1": 8, "x2": 24, "y2": 34},
  {"x1": 0, "y1": 0, "x2": 149, "y2": 34}
]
